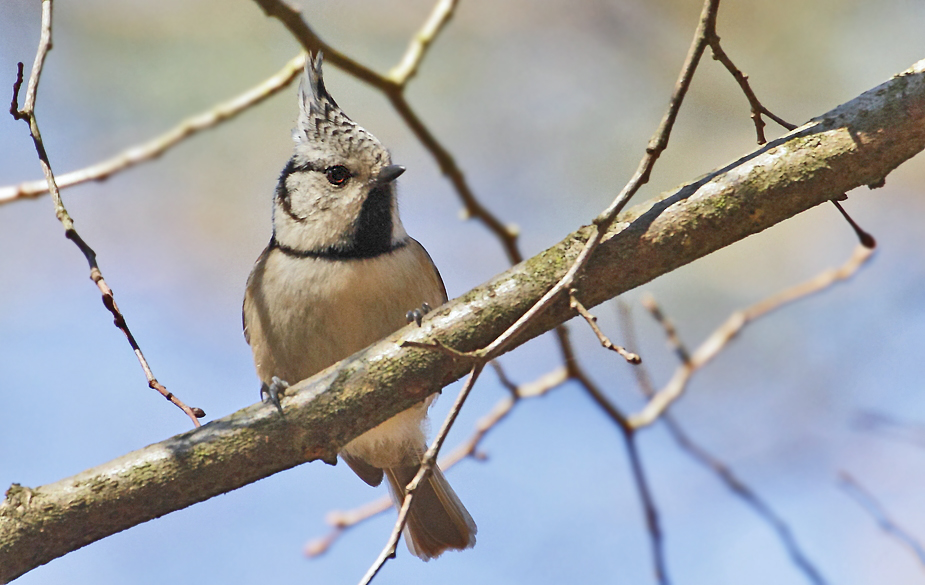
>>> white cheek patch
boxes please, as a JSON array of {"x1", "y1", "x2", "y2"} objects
[{"x1": 275, "y1": 172, "x2": 370, "y2": 253}]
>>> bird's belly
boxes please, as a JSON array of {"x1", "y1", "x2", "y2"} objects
[
  {"x1": 245, "y1": 245, "x2": 445, "y2": 464},
  {"x1": 253, "y1": 249, "x2": 438, "y2": 382}
]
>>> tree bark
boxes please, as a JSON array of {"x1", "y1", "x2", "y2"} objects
[{"x1": 1, "y1": 58, "x2": 923, "y2": 584}]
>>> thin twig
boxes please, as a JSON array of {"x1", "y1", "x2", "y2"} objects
[
  {"x1": 706, "y1": 31, "x2": 796, "y2": 143},
  {"x1": 853, "y1": 411, "x2": 925, "y2": 449},
  {"x1": 489, "y1": 359, "x2": 520, "y2": 394},
  {"x1": 677, "y1": 429, "x2": 828, "y2": 583},
  {"x1": 839, "y1": 471, "x2": 925, "y2": 569},
  {"x1": 623, "y1": 429, "x2": 670, "y2": 585},
  {"x1": 305, "y1": 497, "x2": 392, "y2": 558},
  {"x1": 10, "y1": 0, "x2": 203, "y2": 427},
  {"x1": 522, "y1": 6, "x2": 732, "y2": 577},
  {"x1": 575, "y1": 378, "x2": 669, "y2": 584},
  {"x1": 251, "y1": 0, "x2": 384, "y2": 88},
  {"x1": 706, "y1": 31, "x2": 878, "y2": 250},
  {"x1": 619, "y1": 302, "x2": 830, "y2": 585},
  {"x1": 400, "y1": 338, "x2": 474, "y2": 360},
  {"x1": 305, "y1": 364, "x2": 568, "y2": 557},
  {"x1": 831, "y1": 200, "x2": 877, "y2": 248},
  {"x1": 554, "y1": 328, "x2": 669, "y2": 584},
  {"x1": 629, "y1": 244, "x2": 875, "y2": 429},
  {"x1": 570, "y1": 290, "x2": 641, "y2": 364},
  {"x1": 444, "y1": 365, "x2": 569, "y2": 461},
  {"x1": 640, "y1": 294, "x2": 691, "y2": 365},
  {"x1": 358, "y1": 363, "x2": 484, "y2": 585},
  {"x1": 9, "y1": 62, "x2": 25, "y2": 120},
  {"x1": 1, "y1": 53, "x2": 307, "y2": 205},
  {"x1": 385, "y1": 92, "x2": 523, "y2": 264},
  {"x1": 466, "y1": 0, "x2": 721, "y2": 364},
  {"x1": 562, "y1": 351, "x2": 629, "y2": 429},
  {"x1": 532, "y1": 0, "x2": 739, "y2": 547},
  {"x1": 387, "y1": 0, "x2": 458, "y2": 86}
]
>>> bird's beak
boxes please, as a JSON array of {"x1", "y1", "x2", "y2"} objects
[{"x1": 376, "y1": 164, "x2": 406, "y2": 185}]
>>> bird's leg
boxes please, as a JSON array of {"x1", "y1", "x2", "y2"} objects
[{"x1": 260, "y1": 375, "x2": 290, "y2": 414}]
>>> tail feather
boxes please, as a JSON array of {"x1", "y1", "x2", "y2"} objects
[{"x1": 385, "y1": 464, "x2": 477, "y2": 560}]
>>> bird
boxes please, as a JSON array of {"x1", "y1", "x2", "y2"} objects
[{"x1": 242, "y1": 52, "x2": 476, "y2": 561}]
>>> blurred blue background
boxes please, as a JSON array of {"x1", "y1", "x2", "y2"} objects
[{"x1": 2, "y1": 1, "x2": 925, "y2": 583}]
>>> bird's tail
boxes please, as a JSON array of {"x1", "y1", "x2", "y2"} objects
[{"x1": 385, "y1": 463, "x2": 477, "y2": 560}]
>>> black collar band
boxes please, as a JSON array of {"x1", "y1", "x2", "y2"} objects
[{"x1": 269, "y1": 235, "x2": 408, "y2": 260}]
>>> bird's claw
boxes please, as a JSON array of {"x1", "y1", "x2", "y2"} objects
[
  {"x1": 261, "y1": 376, "x2": 290, "y2": 415},
  {"x1": 405, "y1": 302, "x2": 432, "y2": 328}
]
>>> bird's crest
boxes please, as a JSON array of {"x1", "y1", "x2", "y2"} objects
[{"x1": 294, "y1": 52, "x2": 384, "y2": 163}]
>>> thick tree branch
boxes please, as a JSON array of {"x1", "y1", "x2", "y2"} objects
[{"x1": 1, "y1": 58, "x2": 923, "y2": 584}]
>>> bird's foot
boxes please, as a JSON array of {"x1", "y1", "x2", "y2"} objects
[
  {"x1": 260, "y1": 376, "x2": 290, "y2": 414},
  {"x1": 405, "y1": 302, "x2": 433, "y2": 328}
]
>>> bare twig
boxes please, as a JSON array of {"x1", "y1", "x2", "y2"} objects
[
  {"x1": 305, "y1": 364, "x2": 568, "y2": 557},
  {"x1": 623, "y1": 429, "x2": 670, "y2": 585},
  {"x1": 619, "y1": 302, "x2": 830, "y2": 585},
  {"x1": 554, "y1": 328, "x2": 669, "y2": 584},
  {"x1": 839, "y1": 471, "x2": 925, "y2": 569},
  {"x1": 305, "y1": 497, "x2": 391, "y2": 558},
  {"x1": 489, "y1": 359, "x2": 520, "y2": 394},
  {"x1": 853, "y1": 411, "x2": 925, "y2": 448},
  {"x1": 630, "y1": 244, "x2": 875, "y2": 429},
  {"x1": 640, "y1": 294, "x2": 691, "y2": 365},
  {"x1": 250, "y1": 0, "x2": 381, "y2": 88},
  {"x1": 10, "y1": 0, "x2": 203, "y2": 427},
  {"x1": 358, "y1": 363, "x2": 484, "y2": 585},
  {"x1": 570, "y1": 291, "x2": 641, "y2": 364},
  {"x1": 706, "y1": 32, "x2": 796, "y2": 144},
  {"x1": 675, "y1": 428, "x2": 828, "y2": 583},
  {"x1": 1, "y1": 53, "x2": 307, "y2": 205},
  {"x1": 706, "y1": 29, "x2": 878, "y2": 250},
  {"x1": 559, "y1": 339, "x2": 629, "y2": 429},
  {"x1": 387, "y1": 0, "x2": 458, "y2": 86},
  {"x1": 440, "y1": 364, "x2": 569, "y2": 464},
  {"x1": 8, "y1": 62, "x2": 25, "y2": 120},
  {"x1": 385, "y1": 92, "x2": 523, "y2": 264},
  {"x1": 466, "y1": 0, "x2": 721, "y2": 364},
  {"x1": 400, "y1": 338, "x2": 474, "y2": 360},
  {"x1": 568, "y1": 336, "x2": 671, "y2": 582},
  {"x1": 578, "y1": 386, "x2": 669, "y2": 584},
  {"x1": 484, "y1": 7, "x2": 731, "y2": 578},
  {"x1": 831, "y1": 200, "x2": 877, "y2": 248}
]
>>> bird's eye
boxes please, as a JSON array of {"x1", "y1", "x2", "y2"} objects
[{"x1": 325, "y1": 165, "x2": 351, "y2": 186}]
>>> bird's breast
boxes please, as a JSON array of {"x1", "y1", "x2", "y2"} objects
[{"x1": 244, "y1": 240, "x2": 445, "y2": 386}]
